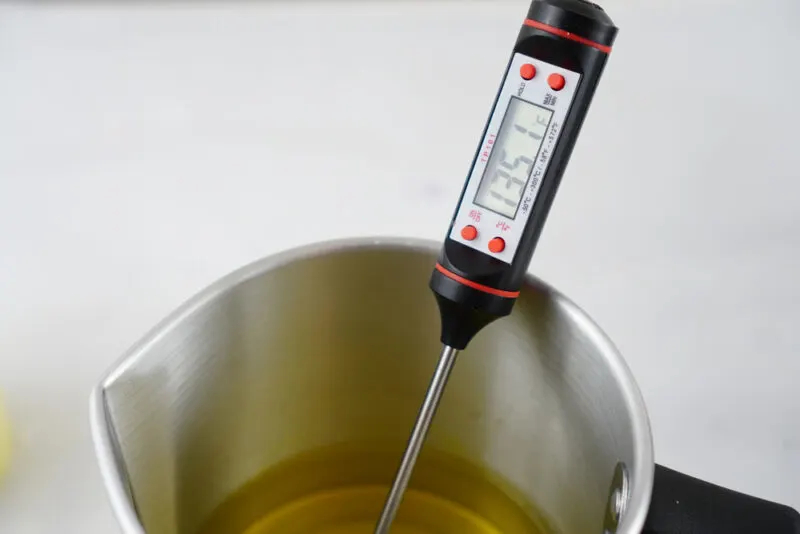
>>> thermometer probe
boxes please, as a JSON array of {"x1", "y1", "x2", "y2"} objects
[{"x1": 375, "y1": 0, "x2": 618, "y2": 531}]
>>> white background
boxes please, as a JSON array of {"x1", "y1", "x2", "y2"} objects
[{"x1": 0, "y1": 0, "x2": 798, "y2": 532}]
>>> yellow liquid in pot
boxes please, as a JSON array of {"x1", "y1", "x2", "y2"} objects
[{"x1": 197, "y1": 445, "x2": 556, "y2": 534}]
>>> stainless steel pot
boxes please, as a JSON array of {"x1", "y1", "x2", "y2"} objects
[{"x1": 90, "y1": 238, "x2": 799, "y2": 534}]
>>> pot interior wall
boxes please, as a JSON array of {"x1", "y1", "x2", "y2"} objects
[{"x1": 100, "y1": 243, "x2": 642, "y2": 534}]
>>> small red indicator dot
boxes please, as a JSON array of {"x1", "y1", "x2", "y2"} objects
[
  {"x1": 548, "y1": 73, "x2": 565, "y2": 91},
  {"x1": 488, "y1": 237, "x2": 505, "y2": 253},
  {"x1": 461, "y1": 225, "x2": 478, "y2": 241},
  {"x1": 520, "y1": 63, "x2": 536, "y2": 80}
]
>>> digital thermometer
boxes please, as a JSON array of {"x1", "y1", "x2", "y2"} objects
[
  {"x1": 430, "y1": 0, "x2": 618, "y2": 350},
  {"x1": 376, "y1": 1, "x2": 618, "y2": 531}
]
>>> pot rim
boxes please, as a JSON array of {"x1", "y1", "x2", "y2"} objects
[{"x1": 89, "y1": 235, "x2": 654, "y2": 534}]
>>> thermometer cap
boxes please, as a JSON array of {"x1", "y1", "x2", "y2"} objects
[{"x1": 527, "y1": 0, "x2": 618, "y2": 49}]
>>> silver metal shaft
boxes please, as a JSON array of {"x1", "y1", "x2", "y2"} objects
[{"x1": 374, "y1": 344, "x2": 459, "y2": 533}]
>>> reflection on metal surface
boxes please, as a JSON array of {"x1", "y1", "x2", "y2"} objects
[{"x1": 604, "y1": 462, "x2": 630, "y2": 533}]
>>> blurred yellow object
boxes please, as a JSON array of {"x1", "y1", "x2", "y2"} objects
[{"x1": 0, "y1": 392, "x2": 10, "y2": 481}]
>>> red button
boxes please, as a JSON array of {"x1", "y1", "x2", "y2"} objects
[
  {"x1": 520, "y1": 63, "x2": 536, "y2": 80},
  {"x1": 461, "y1": 225, "x2": 478, "y2": 241},
  {"x1": 488, "y1": 237, "x2": 505, "y2": 253},
  {"x1": 548, "y1": 73, "x2": 565, "y2": 91}
]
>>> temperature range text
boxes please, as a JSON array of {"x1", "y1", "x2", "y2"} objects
[{"x1": 520, "y1": 120, "x2": 559, "y2": 216}]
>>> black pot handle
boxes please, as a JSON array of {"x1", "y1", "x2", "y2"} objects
[{"x1": 642, "y1": 464, "x2": 800, "y2": 534}]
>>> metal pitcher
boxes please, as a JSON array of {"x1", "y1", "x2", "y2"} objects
[{"x1": 90, "y1": 238, "x2": 800, "y2": 534}]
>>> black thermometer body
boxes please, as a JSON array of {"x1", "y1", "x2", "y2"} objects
[{"x1": 430, "y1": 0, "x2": 618, "y2": 350}]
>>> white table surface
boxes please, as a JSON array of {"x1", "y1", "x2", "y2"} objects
[{"x1": 1, "y1": 0, "x2": 798, "y2": 532}]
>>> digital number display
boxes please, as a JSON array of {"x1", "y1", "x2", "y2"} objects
[{"x1": 474, "y1": 97, "x2": 553, "y2": 219}]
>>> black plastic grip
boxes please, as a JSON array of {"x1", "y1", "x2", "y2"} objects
[{"x1": 643, "y1": 464, "x2": 800, "y2": 534}]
